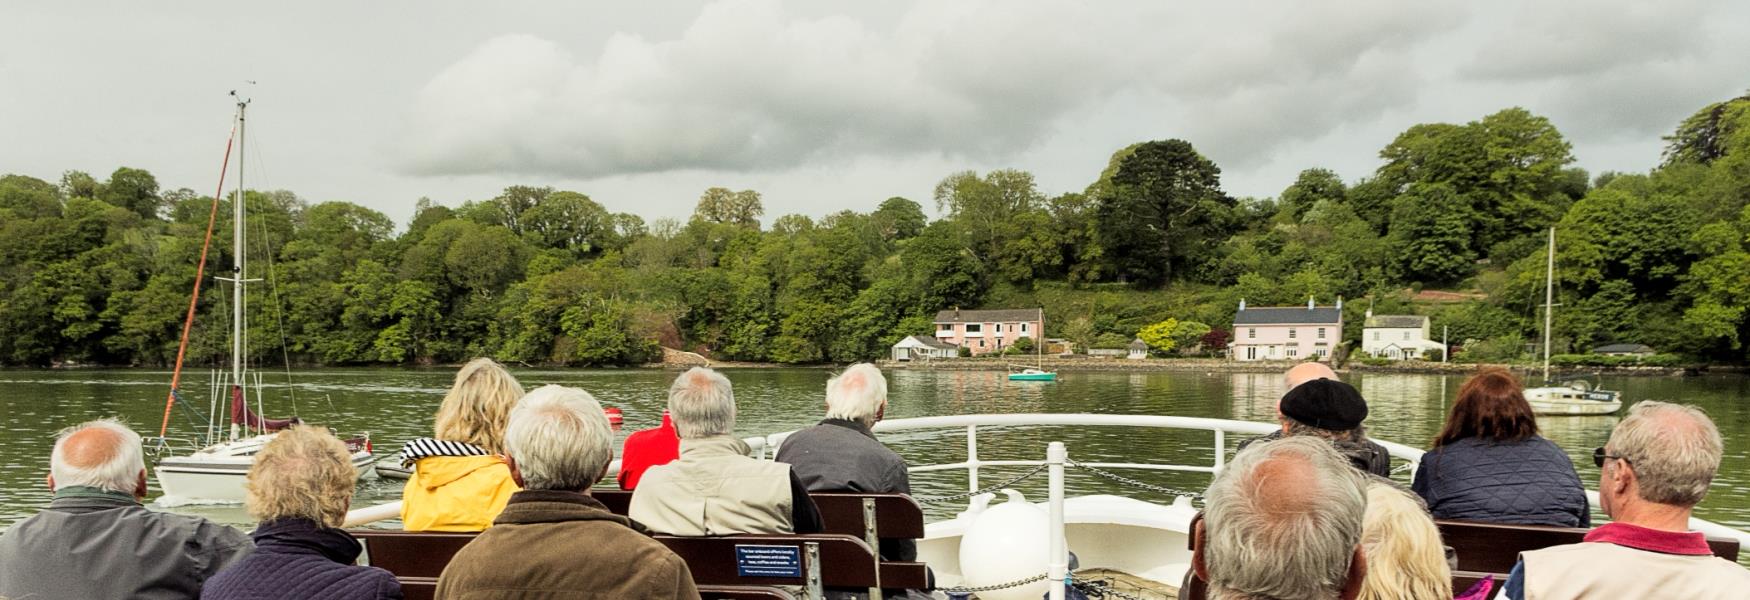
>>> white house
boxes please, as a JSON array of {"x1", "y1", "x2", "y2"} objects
[
  {"x1": 1362, "y1": 312, "x2": 1444, "y2": 360},
  {"x1": 891, "y1": 335, "x2": 959, "y2": 361},
  {"x1": 1127, "y1": 339, "x2": 1149, "y2": 359}
]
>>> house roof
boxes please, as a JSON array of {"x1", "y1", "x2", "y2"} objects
[
  {"x1": 934, "y1": 308, "x2": 1044, "y2": 323},
  {"x1": 1593, "y1": 343, "x2": 1655, "y2": 354},
  {"x1": 1128, "y1": 339, "x2": 1149, "y2": 350},
  {"x1": 1364, "y1": 314, "x2": 1428, "y2": 328},
  {"x1": 1233, "y1": 306, "x2": 1342, "y2": 325},
  {"x1": 898, "y1": 335, "x2": 957, "y2": 350}
]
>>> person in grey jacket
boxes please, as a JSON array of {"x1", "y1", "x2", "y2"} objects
[
  {"x1": 0, "y1": 419, "x2": 252, "y2": 600},
  {"x1": 777, "y1": 363, "x2": 927, "y2": 599}
]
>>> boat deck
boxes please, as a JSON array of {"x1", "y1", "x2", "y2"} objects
[{"x1": 1075, "y1": 568, "x2": 1178, "y2": 599}]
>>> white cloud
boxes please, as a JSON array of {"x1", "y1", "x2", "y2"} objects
[{"x1": 395, "y1": 0, "x2": 1472, "y2": 179}]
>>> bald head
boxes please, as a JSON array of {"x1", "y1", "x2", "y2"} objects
[
  {"x1": 825, "y1": 363, "x2": 888, "y2": 426},
  {"x1": 1200, "y1": 436, "x2": 1368, "y2": 599},
  {"x1": 50, "y1": 419, "x2": 146, "y2": 497},
  {"x1": 668, "y1": 367, "x2": 737, "y2": 439},
  {"x1": 1285, "y1": 362, "x2": 1338, "y2": 390}
]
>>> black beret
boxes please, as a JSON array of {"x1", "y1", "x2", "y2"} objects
[{"x1": 1280, "y1": 378, "x2": 1368, "y2": 431}]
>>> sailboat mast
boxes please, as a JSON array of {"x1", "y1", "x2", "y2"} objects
[
  {"x1": 1542, "y1": 227, "x2": 1555, "y2": 382},
  {"x1": 232, "y1": 98, "x2": 249, "y2": 437}
]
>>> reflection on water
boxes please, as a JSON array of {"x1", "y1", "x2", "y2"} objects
[{"x1": 3, "y1": 368, "x2": 1749, "y2": 536}]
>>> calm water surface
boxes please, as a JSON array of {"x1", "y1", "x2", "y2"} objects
[{"x1": 3, "y1": 368, "x2": 1748, "y2": 536}]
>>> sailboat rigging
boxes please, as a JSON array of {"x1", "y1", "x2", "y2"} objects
[
  {"x1": 151, "y1": 93, "x2": 373, "y2": 502},
  {"x1": 1524, "y1": 227, "x2": 1623, "y2": 416}
]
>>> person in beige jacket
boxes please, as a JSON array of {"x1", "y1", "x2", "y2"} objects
[
  {"x1": 1501, "y1": 401, "x2": 1750, "y2": 599},
  {"x1": 435, "y1": 385, "x2": 700, "y2": 600},
  {"x1": 631, "y1": 367, "x2": 822, "y2": 536}
]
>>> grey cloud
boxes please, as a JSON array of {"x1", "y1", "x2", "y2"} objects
[{"x1": 394, "y1": 0, "x2": 1472, "y2": 180}]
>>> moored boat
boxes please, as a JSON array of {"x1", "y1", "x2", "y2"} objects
[{"x1": 1525, "y1": 381, "x2": 1623, "y2": 416}]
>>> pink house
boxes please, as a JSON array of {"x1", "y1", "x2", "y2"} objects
[
  {"x1": 1230, "y1": 298, "x2": 1343, "y2": 362},
  {"x1": 934, "y1": 308, "x2": 1044, "y2": 356}
]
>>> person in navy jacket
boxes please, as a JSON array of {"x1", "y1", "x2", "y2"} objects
[
  {"x1": 1412, "y1": 368, "x2": 1589, "y2": 527},
  {"x1": 202, "y1": 426, "x2": 402, "y2": 600}
]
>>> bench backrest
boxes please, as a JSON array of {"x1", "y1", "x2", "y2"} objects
[
  {"x1": 351, "y1": 529, "x2": 880, "y2": 600},
  {"x1": 1436, "y1": 519, "x2": 1741, "y2": 574},
  {"x1": 699, "y1": 585, "x2": 797, "y2": 600},
  {"x1": 592, "y1": 488, "x2": 930, "y2": 589}
]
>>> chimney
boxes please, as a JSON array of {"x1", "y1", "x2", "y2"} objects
[
  {"x1": 1238, "y1": 298, "x2": 1247, "y2": 311},
  {"x1": 1308, "y1": 296, "x2": 1315, "y2": 310},
  {"x1": 1365, "y1": 308, "x2": 1374, "y2": 319},
  {"x1": 1336, "y1": 296, "x2": 1343, "y2": 311}
]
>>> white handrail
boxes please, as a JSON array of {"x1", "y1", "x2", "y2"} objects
[{"x1": 340, "y1": 413, "x2": 1750, "y2": 548}]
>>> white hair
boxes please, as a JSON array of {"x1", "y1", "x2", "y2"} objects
[
  {"x1": 505, "y1": 385, "x2": 615, "y2": 491},
  {"x1": 1203, "y1": 436, "x2": 1367, "y2": 600},
  {"x1": 1609, "y1": 401, "x2": 1724, "y2": 507},
  {"x1": 50, "y1": 419, "x2": 145, "y2": 495},
  {"x1": 668, "y1": 367, "x2": 736, "y2": 439},
  {"x1": 825, "y1": 363, "x2": 887, "y2": 426}
]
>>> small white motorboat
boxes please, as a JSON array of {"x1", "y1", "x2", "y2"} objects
[{"x1": 158, "y1": 432, "x2": 374, "y2": 503}]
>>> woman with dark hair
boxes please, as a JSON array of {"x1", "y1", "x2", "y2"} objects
[{"x1": 1412, "y1": 368, "x2": 1590, "y2": 527}]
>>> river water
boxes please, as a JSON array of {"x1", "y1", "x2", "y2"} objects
[{"x1": 3, "y1": 368, "x2": 1748, "y2": 536}]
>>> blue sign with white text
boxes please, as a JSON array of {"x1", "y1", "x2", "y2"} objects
[{"x1": 736, "y1": 544, "x2": 803, "y2": 578}]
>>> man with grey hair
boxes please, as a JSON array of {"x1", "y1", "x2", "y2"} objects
[
  {"x1": 631, "y1": 367, "x2": 822, "y2": 535},
  {"x1": 777, "y1": 364, "x2": 925, "y2": 598},
  {"x1": 0, "y1": 419, "x2": 252, "y2": 600},
  {"x1": 436, "y1": 385, "x2": 700, "y2": 599},
  {"x1": 1192, "y1": 436, "x2": 1369, "y2": 600},
  {"x1": 1501, "y1": 401, "x2": 1750, "y2": 599}
]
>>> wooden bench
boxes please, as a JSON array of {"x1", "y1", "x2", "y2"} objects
[
  {"x1": 592, "y1": 489, "x2": 932, "y2": 590},
  {"x1": 352, "y1": 529, "x2": 880, "y2": 600},
  {"x1": 1436, "y1": 519, "x2": 1742, "y2": 574}
]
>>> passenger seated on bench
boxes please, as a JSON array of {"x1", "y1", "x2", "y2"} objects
[
  {"x1": 632, "y1": 367, "x2": 823, "y2": 535},
  {"x1": 0, "y1": 419, "x2": 251, "y2": 600},
  {"x1": 619, "y1": 409, "x2": 680, "y2": 490},
  {"x1": 1193, "y1": 436, "x2": 1369, "y2": 600},
  {"x1": 777, "y1": 363, "x2": 929, "y2": 599},
  {"x1": 1412, "y1": 368, "x2": 1588, "y2": 528},
  {"x1": 1501, "y1": 402, "x2": 1750, "y2": 600},
  {"x1": 435, "y1": 385, "x2": 701, "y2": 599},
  {"x1": 1356, "y1": 482, "x2": 1452, "y2": 600},
  {"x1": 399, "y1": 358, "x2": 524, "y2": 532},
  {"x1": 1236, "y1": 365, "x2": 1392, "y2": 477},
  {"x1": 202, "y1": 425, "x2": 402, "y2": 600}
]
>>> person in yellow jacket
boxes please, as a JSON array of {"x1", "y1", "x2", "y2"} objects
[{"x1": 398, "y1": 358, "x2": 524, "y2": 531}]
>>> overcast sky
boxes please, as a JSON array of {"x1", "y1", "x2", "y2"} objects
[{"x1": 3, "y1": 0, "x2": 1747, "y2": 226}]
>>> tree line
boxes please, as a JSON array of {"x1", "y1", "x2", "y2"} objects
[{"x1": 2, "y1": 93, "x2": 1747, "y2": 368}]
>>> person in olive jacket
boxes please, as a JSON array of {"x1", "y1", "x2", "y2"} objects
[
  {"x1": 202, "y1": 425, "x2": 402, "y2": 599},
  {"x1": 436, "y1": 385, "x2": 701, "y2": 599}
]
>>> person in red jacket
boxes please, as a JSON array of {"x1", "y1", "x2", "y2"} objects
[{"x1": 617, "y1": 410, "x2": 680, "y2": 489}]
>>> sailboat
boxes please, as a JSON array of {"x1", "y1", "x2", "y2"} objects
[
  {"x1": 1008, "y1": 315, "x2": 1057, "y2": 382},
  {"x1": 150, "y1": 93, "x2": 373, "y2": 502},
  {"x1": 1524, "y1": 227, "x2": 1623, "y2": 416}
]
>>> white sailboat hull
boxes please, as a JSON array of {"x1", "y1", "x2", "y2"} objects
[
  {"x1": 1526, "y1": 386, "x2": 1623, "y2": 416},
  {"x1": 156, "y1": 434, "x2": 374, "y2": 503}
]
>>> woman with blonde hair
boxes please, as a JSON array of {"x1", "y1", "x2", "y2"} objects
[
  {"x1": 398, "y1": 358, "x2": 525, "y2": 531},
  {"x1": 1359, "y1": 482, "x2": 1455, "y2": 600}
]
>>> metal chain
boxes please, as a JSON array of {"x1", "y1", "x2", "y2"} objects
[
  {"x1": 1391, "y1": 461, "x2": 1415, "y2": 474},
  {"x1": 911, "y1": 463, "x2": 1049, "y2": 505},
  {"x1": 938, "y1": 573, "x2": 1048, "y2": 593},
  {"x1": 1066, "y1": 459, "x2": 1205, "y2": 499}
]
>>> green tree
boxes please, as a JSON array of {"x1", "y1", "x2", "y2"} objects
[
  {"x1": 871, "y1": 197, "x2": 926, "y2": 241},
  {"x1": 694, "y1": 187, "x2": 764, "y2": 228},
  {"x1": 1388, "y1": 183, "x2": 1477, "y2": 284},
  {"x1": 1137, "y1": 319, "x2": 1180, "y2": 354},
  {"x1": 1093, "y1": 139, "x2": 1236, "y2": 286}
]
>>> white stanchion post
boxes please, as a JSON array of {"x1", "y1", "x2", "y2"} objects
[
  {"x1": 967, "y1": 424, "x2": 980, "y2": 494},
  {"x1": 1047, "y1": 441, "x2": 1067, "y2": 600}
]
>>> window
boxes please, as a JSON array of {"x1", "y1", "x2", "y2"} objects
[
  {"x1": 1403, "y1": 331, "x2": 1411, "y2": 341},
  {"x1": 965, "y1": 324, "x2": 982, "y2": 333},
  {"x1": 1021, "y1": 323, "x2": 1030, "y2": 334},
  {"x1": 1248, "y1": 328, "x2": 1256, "y2": 339},
  {"x1": 1372, "y1": 331, "x2": 1380, "y2": 341},
  {"x1": 1318, "y1": 328, "x2": 1326, "y2": 339},
  {"x1": 1289, "y1": 328, "x2": 1297, "y2": 339},
  {"x1": 1288, "y1": 348, "x2": 1298, "y2": 357}
]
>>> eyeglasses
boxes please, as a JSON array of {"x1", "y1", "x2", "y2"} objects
[{"x1": 1593, "y1": 446, "x2": 1631, "y2": 468}]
